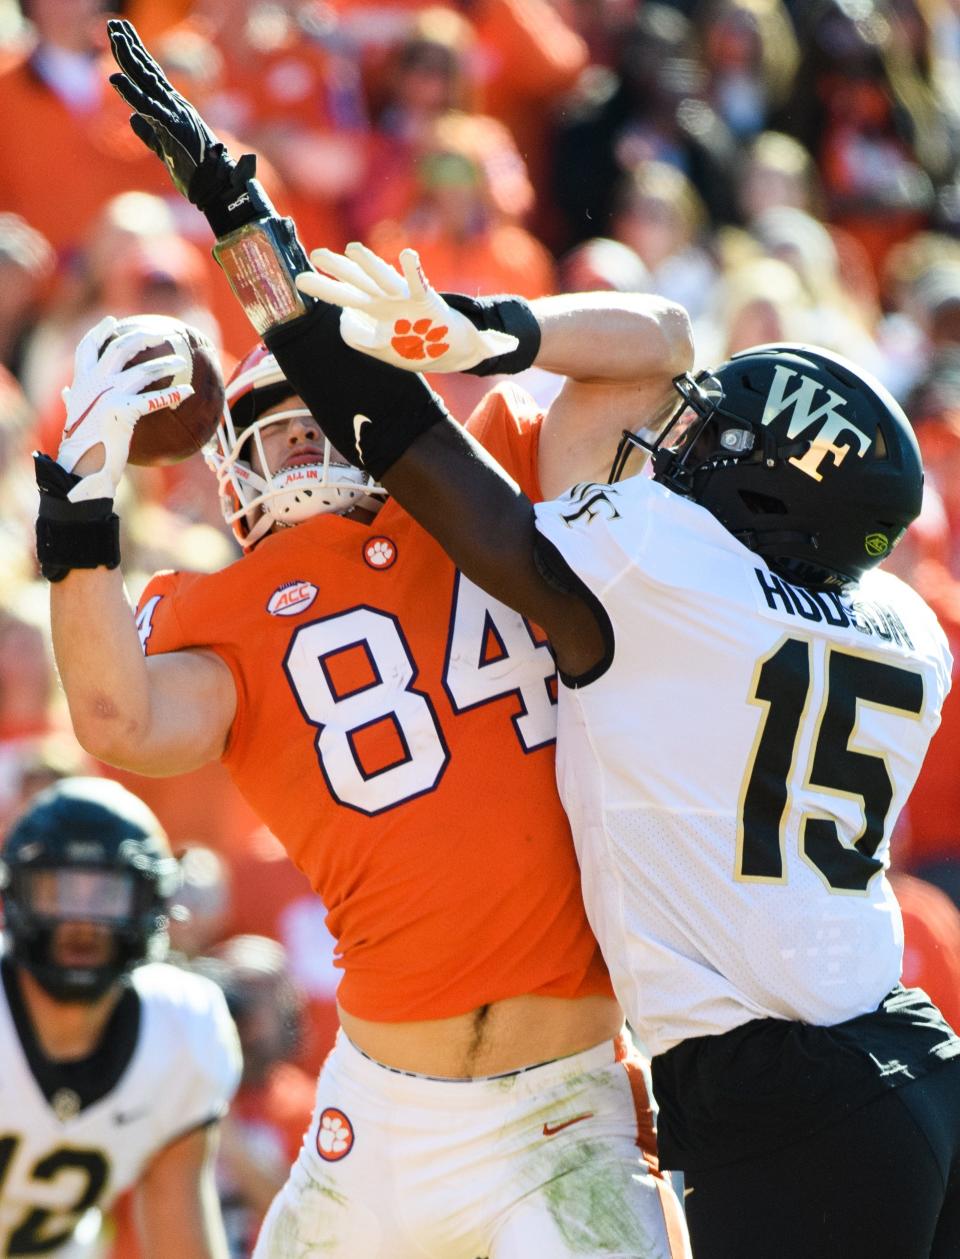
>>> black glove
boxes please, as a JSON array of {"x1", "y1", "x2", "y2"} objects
[{"x1": 107, "y1": 19, "x2": 272, "y2": 236}]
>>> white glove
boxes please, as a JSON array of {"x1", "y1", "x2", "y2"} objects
[
  {"x1": 295, "y1": 242, "x2": 519, "y2": 373},
  {"x1": 57, "y1": 315, "x2": 194, "y2": 503}
]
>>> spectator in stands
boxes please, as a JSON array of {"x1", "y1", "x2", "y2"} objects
[
  {"x1": 699, "y1": 254, "x2": 809, "y2": 363},
  {"x1": 349, "y1": 7, "x2": 474, "y2": 238},
  {"x1": 333, "y1": 0, "x2": 586, "y2": 214},
  {"x1": 0, "y1": 0, "x2": 170, "y2": 258},
  {"x1": 221, "y1": 826, "x2": 340, "y2": 1074},
  {"x1": 464, "y1": 0, "x2": 588, "y2": 205},
  {"x1": 21, "y1": 192, "x2": 199, "y2": 410},
  {"x1": 0, "y1": 213, "x2": 53, "y2": 382},
  {"x1": 0, "y1": 598, "x2": 67, "y2": 835},
  {"x1": 0, "y1": 731, "x2": 89, "y2": 836},
  {"x1": 697, "y1": 0, "x2": 798, "y2": 141},
  {"x1": 25, "y1": 192, "x2": 222, "y2": 458},
  {"x1": 0, "y1": 601, "x2": 54, "y2": 746},
  {"x1": 370, "y1": 110, "x2": 554, "y2": 296},
  {"x1": 889, "y1": 365, "x2": 960, "y2": 905},
  {"x1": 551, "y1": 2, "x2": 738, "y2": 248},
  {"x1": 925, "y1": 0, "x2": 960, "y2": 146},
  {"x1": 736, "y1": 129, "x2": 822, "y2": 223},
  {"x1": 168, "y1": 844, "x2": 232, "y2": 959},
  {"x1": 779, "y1": 0, "x2": 956, "y2": 274},
  {"x1": 610, "y1": 159, "x2": 717, "y2": 319},
  {"x1": 155, "y1": 0, "x2": 368, "y2": 251},
  {"x1": 369, "y1": 108, "x2": 556, "y2": 415},
  {"x1": 557, "y1": 235, "x2": 651, "y2": 294},
  {"x1": 750, "y1": 204, "x2": 886, "y2": 379}
]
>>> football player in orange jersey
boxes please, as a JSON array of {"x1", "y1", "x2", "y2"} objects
[{"x1": 36, "y1": 20, "x2": 697, "y2": 1258}]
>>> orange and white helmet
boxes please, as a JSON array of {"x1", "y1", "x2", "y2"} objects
[{"x1": 206, "y1": 343, "x2": 385, "y2": 548}]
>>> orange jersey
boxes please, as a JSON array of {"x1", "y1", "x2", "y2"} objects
[{"x1": 138, "y1": 385, "x2": 611, "y2": 1021}]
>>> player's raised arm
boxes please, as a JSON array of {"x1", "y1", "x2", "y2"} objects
[
  {"x1": 39, "y1": 317, "x2": 236, "y2": 774},
  {"x1": 106, "y1": 20, "x2": 609, "y2": 677}
]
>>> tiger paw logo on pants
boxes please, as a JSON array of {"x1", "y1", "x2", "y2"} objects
[{"x1": 317, "y1": 1107, "x2": 354, "y2": 1161}]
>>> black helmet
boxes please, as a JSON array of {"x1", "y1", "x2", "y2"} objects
[
  {"x1": 0, "y1": 778, "x2": 179, "y2": 1002},
  {"x1": 611, "y1": 343, "x2": 923, "y2": 589}
]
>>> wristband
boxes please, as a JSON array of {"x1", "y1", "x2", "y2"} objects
[
  {"x1": 34, "y1": 454, "x2": 120, "y2": 583},
  {"x1": 442, "y1": 293, "x2": 541, "y2": 376},
  {"x1": 264, "y1": 303, "x2": 448, "y2": 481}
]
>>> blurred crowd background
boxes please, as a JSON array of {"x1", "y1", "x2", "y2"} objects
[{"x1": 2, "y1": 0, "x2": 960, "y2": 1253}]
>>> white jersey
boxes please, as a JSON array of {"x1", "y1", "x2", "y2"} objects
[
  {"x1": 0, "y1": 959, "x2": 241, "y2": 1257},
  {"x1": 535, "y1": 476, "x2": 953, "y2": 1059}
]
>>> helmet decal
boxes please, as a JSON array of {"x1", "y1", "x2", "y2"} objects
[
  {"x1": 865, "y1": 532, "x2": 891, "y2": 557},
  {"x1": 759, "y1": 364, "x2": 872, "y2": 483}
]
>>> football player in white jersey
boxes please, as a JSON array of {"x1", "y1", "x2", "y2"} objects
[
  {"x1": 0, "y1": 778, "x2": 242, "y2": 1258},
  {"x1": 280, "y1": 314, "x2": 960, "y2": 1256},
  {"x1": 168, "y1": 251, "x2": 960, "y2": 1251}
]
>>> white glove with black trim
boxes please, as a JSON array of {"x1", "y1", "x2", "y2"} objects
[
  {"x1": 57, "y1": 315, "x2": 194, "y2": 503},
  {"x1": 295, "y1": 242, "x2": 520, "y2": 373}
]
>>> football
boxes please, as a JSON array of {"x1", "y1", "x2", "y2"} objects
[{"x1": 100, "y1": 314, "x2": 225, "y2": 466}]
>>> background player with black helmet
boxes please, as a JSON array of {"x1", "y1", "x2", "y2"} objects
[
  {"x1": 0, "y1": 777, "x2": 241, "y2": 1258},
  {"x1": 31, "y1": 19, "x2": 700, "y2": 1259},
  {"x1": 99, "y1": 24, "x2": 960, "y2": 1255}
]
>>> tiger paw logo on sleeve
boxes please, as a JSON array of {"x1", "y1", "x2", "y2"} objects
[{"x1": 317, "y1": 1107, "x2": 354, "y2": 1161}]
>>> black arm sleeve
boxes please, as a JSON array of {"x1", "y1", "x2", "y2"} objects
[
  {"x1": 263, "y1": 303, "x2": 450, "y2": 480},
  {"x1": 379, "y1": 421, "x2": 610, "y2": 679}
]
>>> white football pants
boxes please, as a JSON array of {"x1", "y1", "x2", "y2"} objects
[{"x1": 253, "y1": 1030, "x2": 689, "y2": 1258}]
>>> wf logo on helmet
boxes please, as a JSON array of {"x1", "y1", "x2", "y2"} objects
[{"x1": 761, "y1": 366, "x2": 872, "y2": 482}]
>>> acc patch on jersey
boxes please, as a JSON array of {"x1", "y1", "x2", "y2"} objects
[
  {"x1": 316, "y1": 1107, "x2": 354, "y2": 1161},
  {"x1": 363, "y1": 537, "x2": 397, "y2": 570},
  {"x1": 267, "y1": 581, "x2": 319, "y2": 617}
]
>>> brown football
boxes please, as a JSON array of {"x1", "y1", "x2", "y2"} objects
[{"x1": 99, "y1": 315, "x2": 225, "y2": 466}]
